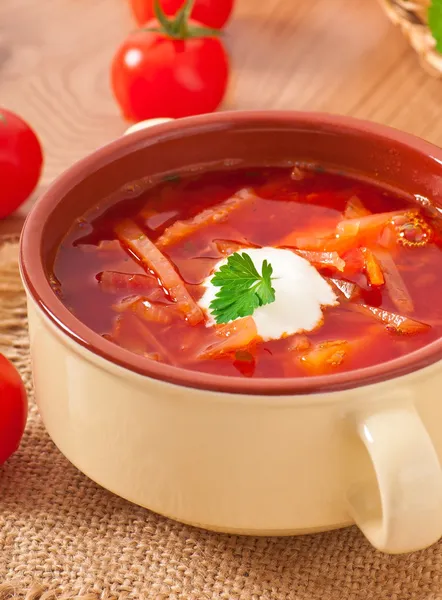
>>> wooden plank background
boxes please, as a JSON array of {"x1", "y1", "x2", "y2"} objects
[{"x1": 1, "y1": 0, "x2": 442, "y2": 227}]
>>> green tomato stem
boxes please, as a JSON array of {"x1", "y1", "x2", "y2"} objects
[{"x1": 149, "y1": 0, "x2": 221, "y2": 40}]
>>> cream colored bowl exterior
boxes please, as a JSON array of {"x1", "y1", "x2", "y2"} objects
[{"x1": 25, "y1": 291, "x2": 442, "y2": 554}]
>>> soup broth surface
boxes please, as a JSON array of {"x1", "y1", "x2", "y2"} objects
[{"x1": 52, "y1": 166, "x2": 442, "y2": 378}]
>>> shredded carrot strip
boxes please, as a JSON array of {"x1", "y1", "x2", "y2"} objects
[
  {"x1": 115, "y1": 219, "x2": 204, "y2": 325},
  {"x1": 155, "y1": 188, "x2": 256, "y2": 249},
  {"x1": 98, "y1": 271, "x2": 160, "y2": 295},
  {"x1": 373, "y1": 249, "x2": 414, "y2": 314},
  {"x1": 349, "y1": 304, "x2": 430, "y2": 335},
  {"x1": 214, "y1": 238, "x2": 259, "y2": 256},
  {"x1": 113, "y1": 296, "x2": 176, "y2": 325},
  {"x1": 336, "y1": 210, "x2": 411, "y2": 239},
  {"x1": 361, "y1": 248, "x2": 385, "y2": 286},
  {"x1": 377, "y1": 223, "x2": 397, "y2": 249},
  {"x1": 111, "y1": 312, "x2": 175, "y2": 363},
  {"x1": 341, "y1": 248, "x2": 365, "y2": 276},
  {"x1": 344, "y1": 195, "x2": 371, "y2": 219},
  {"x1": 326, "y1": 278, "x2": 360, "y2": 301},
  {"x1": 112, "y1": 296, "x2": 140, "y2": 312},
  {"x1": 142, "y1": 209, "x2": 180, "y2": 232},
  {"x1": 299, "y1": 340, "x2": 349, "y2": 374},
  {"x1": 280, "y1": 233, "x2": 355, "y2": 254},
  {"x1": 198, "y1": 317, "x2": 258, "y2": 359},
  {"x1": 131, "y1": 299, "x2": 176, "y2": 325},
  {"x1": 293, "y1": 249, "x2": 345, "y2": 272}
]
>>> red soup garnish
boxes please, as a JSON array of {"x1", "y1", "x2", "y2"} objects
[{"x1": 51, "y1": 166, "x2": 442, "y2": 379}]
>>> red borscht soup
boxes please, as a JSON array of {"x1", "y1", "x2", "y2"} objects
[{"x1": 51, "y1": 166, "x2": 442, "y2": 379}]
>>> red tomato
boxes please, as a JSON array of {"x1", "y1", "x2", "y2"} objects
[
  {"x1": 111, "y1": 22, "x2": 229, "y2": 121},
  {"x1": 0, "y1": 108, "x2": 43, "y2": 219},
  {"x1": 130, "y1": 0, "x2": 234, "y2": 29},
  {"x1": 0, "y1": 354, "x2": 27, "y2": 465}
]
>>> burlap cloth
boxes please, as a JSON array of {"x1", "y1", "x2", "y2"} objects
[{"x1": 0, "y1": 238, "x2": 441, "y2": 600}]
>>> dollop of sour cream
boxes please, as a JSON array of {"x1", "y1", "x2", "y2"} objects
[{"x1": 199, "y1": 247, "x2": 338, "y2": 341}]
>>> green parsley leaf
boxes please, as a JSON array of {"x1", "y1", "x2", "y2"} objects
[
  {"x1": 209, "y1": 252, "x2": 276, "y2": 324},
  {"x1": 429, "y1": 0, "x2": 442, "y2": 53}
]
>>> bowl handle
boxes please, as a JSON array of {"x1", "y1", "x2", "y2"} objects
[{"x1": 348, "y1": 398, "x2": 442, "y2": 553}]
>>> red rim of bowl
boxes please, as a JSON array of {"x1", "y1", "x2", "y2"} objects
[{"x1": 19, "y1": 111, "x2": 442, "y2": 396}]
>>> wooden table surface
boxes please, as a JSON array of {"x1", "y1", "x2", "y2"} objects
[{"x1": 1, "y1": 0, "x2": 442, "y2": 231}]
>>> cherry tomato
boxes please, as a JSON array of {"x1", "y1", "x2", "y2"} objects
[
  {"x1": 0, "y1": 108, "x2": 43, "y2": 219},
  {"x1": 0, "y1": 354, "x2": 27, "y2": 465},
  {"x1": 111, "y1": 22, "x2": 229, "y2": 121},
  {"x1": 130, "y1": 0, "x2": 234, "y2": 29}
]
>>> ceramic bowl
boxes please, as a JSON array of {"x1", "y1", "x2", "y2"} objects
[{"x1": 20, "y1": 112, "x2": 442, "y2": 554}]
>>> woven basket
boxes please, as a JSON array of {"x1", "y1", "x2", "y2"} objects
[{"x1": 378, "y1": 0, "x2": 442, "y2": 76}]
